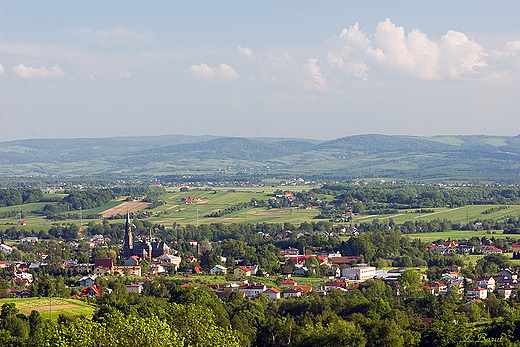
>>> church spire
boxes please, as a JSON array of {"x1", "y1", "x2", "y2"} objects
[{"x1": 122, "y1": 210, "x2": 133, "y2": 258}]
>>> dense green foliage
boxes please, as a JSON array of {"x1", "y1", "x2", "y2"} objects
[{"x1": 0, "y1": 189, "x2": 44, "y2": 207}]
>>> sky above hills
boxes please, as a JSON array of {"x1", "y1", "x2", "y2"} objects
[{"x1": 1, "y1": 1, "x2": 520, "y2": 141}]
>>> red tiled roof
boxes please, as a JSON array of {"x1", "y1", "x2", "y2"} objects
[
  {"x1": 293, "y1": 286, "x2": 312, "y2": 292},
  {"x1": 281, "y1": 279, "x2": 297, "y2": 284}
]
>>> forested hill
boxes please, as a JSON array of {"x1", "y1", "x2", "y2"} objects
[{"x1": 1, "y1": 134, "x2": 520, "y2": 180}]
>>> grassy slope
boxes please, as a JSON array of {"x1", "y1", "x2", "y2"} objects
[{"x1": 0, "y1": 298, "x2": 95, "y2": 321}]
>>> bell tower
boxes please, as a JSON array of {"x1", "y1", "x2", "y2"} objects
[{"x1": 122, "y1": 211, "x2": 133, "y2": 258}]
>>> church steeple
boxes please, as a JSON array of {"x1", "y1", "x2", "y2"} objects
[{"x1": 122, "y1": 211, "x2": 133, "y2": 258}]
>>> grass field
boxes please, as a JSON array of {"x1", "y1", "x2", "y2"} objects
[
  {"x1": 0, "y1": 298, "x2": 96, "y2": 321},
  {"x1": 352, "y1": 205, "x2": 520, "y2": 225},
  {"x1": 405, "y1": 230, "x2": 518, "y2": 241},
  {"x1": 2, "y1": 187, "x2": 520, "y2": 231}
]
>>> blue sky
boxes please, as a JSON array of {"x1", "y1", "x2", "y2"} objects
[{"x1": 1, "y1": 1, "x2": 520, "y2": 141}]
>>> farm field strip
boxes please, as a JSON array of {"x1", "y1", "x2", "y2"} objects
[
  {"x1": 100, "y1": 201, "x2": 152, "y2": 217},
  {"x1": 405, "y1": 230, "x2": 515, "y2": 241},
  {"x1": 413, "y1": 207, "x2": 461, "y2": 218}
]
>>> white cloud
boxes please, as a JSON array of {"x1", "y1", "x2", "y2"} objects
[
  {"x1": 237, "y1": 45, "x2": 253, "y2": 57},
  {"x1": 190, "y1": 63, "x2": 239, "y2": 80},
  {"x1": 338, "y1": 23, "x2": 370, "y2": 49},
  {"x1": 0, "y1": 62, "x2": 5, "y2": 75},
  {"x1": 303, "y1": 58, "x2": 327, "y2": 90},
  {"x1": 71, "y1": 27, "x2": 154, "y2": 47},
  {"x1": 119, "y1": 71, "x2": 132, "y2": 78},
  {"x1": 13, "y1": 64, "x2": 66, "y2": 78},
  {"x1": 490, "y1": 41, "x2": 520, "y2": 59},
  {"x1": 330, "y1": 18, "x2": 488, "y2": 80},
  {"x1": 269, "y1": 52, "x2": 294, "y2": 69},
  {"x1": 439, "y1": 30, "x2": 487, "y2": 77},
  {"x1": 327, "y1": 52, "x2": 369, "y2": 80}
]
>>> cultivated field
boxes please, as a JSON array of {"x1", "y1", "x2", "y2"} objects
[
  {"x1": 2, "y1": 186, "x2": 520, "y2": 231},
  {"x1": 99, "y1": 201, "x2": 152, "y2": 217}
]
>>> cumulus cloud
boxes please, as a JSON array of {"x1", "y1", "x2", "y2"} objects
[
  {"x1": 329, "y1": 18, "x2": 488, "y2": 80},
  {"x1": 0, "y1": 62, "x2": 5, "y2": 75},
  {"x1": 327, "y1": 52, "x2": 369, "y2": 80},
  {"x1": 190, "y1": 63, "x2": 239, "y2": 80},
  {"x1": 490, "y1": 41, "x2": 520, "y2": 59},
  {"x1": 71, "y1": 27, "x2": 154, "y2": 47},
  {"x1": 13, "y1": 64, "x2": 66, "y2": 78},
  {"x1": 303, "y1": 59, "x2": 327, "y2": 90},
  {"x1": 237, "y1": 45, "x2": 253, "y2": 57}
]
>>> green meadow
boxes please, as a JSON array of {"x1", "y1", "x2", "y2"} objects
[
  {"x1": 351, "y1": 204, "x2": 520, "y2": 225},
  {"x1": 0, "y1": 298, "x2": 96, "y2": 321},
  {"x1": 2, "y1": 186, "x2": 520, "y2": 232}
]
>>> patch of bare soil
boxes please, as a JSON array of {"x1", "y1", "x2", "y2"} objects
[{"x1": 100, "y1": 201, "x2": 152, "y2": 217}]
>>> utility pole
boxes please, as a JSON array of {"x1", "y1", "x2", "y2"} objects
[{"x1": 196, "y1": 208, "x2": 199, "y2": 226}]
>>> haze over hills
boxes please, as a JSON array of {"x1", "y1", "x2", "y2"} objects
[{"x1": 1, "y1": 134, "x2": 520, "y2": 182}]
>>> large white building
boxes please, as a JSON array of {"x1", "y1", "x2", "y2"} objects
[{"x1": 341, "y1": 266, "x2": 376, "y2": 281}]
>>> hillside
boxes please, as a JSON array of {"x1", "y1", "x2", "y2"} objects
[{"x1": 1, "y1": 134, "x2": 520, "y2": 181}]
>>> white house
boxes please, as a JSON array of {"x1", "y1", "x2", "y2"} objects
[
  {"x1": 238, "y1": 283, "x2": 266, "y2": 298},
  {"x1": 126, "y1": 283, "x2": 143, "y2": 294},
  {"x1": 262, "y1": 287, "x2": 281, "y2": 300},
  {"x1": 210, "y1": 265, "x2": 228, "y2": 274},
  {"x1": 19, "y1": 237, "x2": 38, "y2": 244},
  {"x1": 467, "y1": 287, "x2": 487, "y2": 299},
  {"x1": 341, "y1": 266, "x2": 376, "y2": 281},
  {"x1": 78, "y1": 274, "x2": 98, "y2": 288}
]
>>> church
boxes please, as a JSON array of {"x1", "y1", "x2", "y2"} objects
[{"x1": 121, "y1": 212, "x2": 170, "y2": 259}]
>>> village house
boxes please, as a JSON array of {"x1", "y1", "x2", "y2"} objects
[
  {"x1": 82, "y1": 285, "x2": 102, "y2": 298},
  {"x1": 210, "y1": 265, "x2": 228, "y2": 274},
  {"x1": 19, "y1": 237, "x2": 38, "y2": 245},
  {"x1": 234, "y1": 266, "x2": 251, "y2": 277},
  {"x1": 94, "y1": 259, "x2": 114, "y2": 274},
  {"x1": 481, "y1": 246, "x2": 503, "y2": 254},
  {"x1": 497, "y1": 269, "x2": 518, "y2": 281},
  {"x1": 429, "y1": 282, "x2": 448, "y2": 295},
  {"x1": 467, "y1": 287, "x2": 488, "y2": 299},
  {"x1": 473, "y1": 276, "x2": 496, "y2": 291},
  {"x1": 324, "y1": 280, "x2": 348, "y2": 291},
  {"x1": 262, "y1": 288, "x2": 281, "y2": 300},
  {"x1": 329, "y1": 256, "x2": 363, "y2": 266},
  {"x1": 123, "y1": 256, "x2": 140, "y2": 266},
  {"x1": 282, "y1": 288, "x2": 302, "y2": 298},
  {"x1": 78, "y1": 274, "x2": 98, "y2": 288},
  {"x1": 158, "y1": 254, "x2": 182, "y2": 270},
  {"x1": 238, "y1": 283, "x2": 266, "y2": 298},
  {"x1": 280, "y1": 279, "x2": 297, "y2": 286},
  {"x1": 126, "y1": 283, "x2": 143, "y2": 294},
  {"x1": 497, "y1": 284, "x2": 514, "y2": 299}
]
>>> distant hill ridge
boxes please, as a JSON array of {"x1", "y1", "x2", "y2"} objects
[{"x1": 1, "y1": 134, "x2": 520, "y2": 179}]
